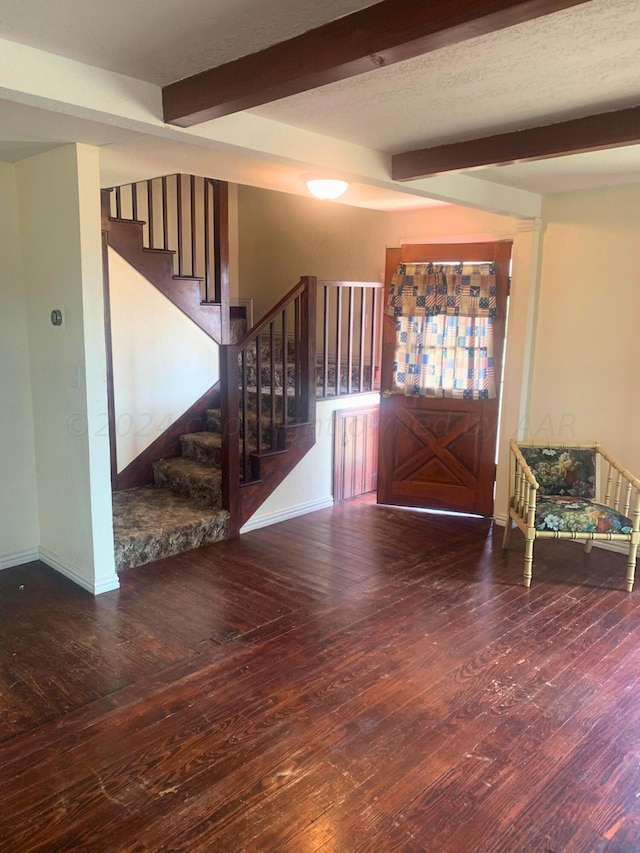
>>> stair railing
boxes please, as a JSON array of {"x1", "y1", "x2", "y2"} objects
[
  {"x1": 317, "y1": 280, "x2": 383, "y2": 398},
  {"x1": 220, "y1": 277, "x2": 317, "y2": 532},
  {"x1": 108, "y1": 174, "x2": 228, "y2": 306}
]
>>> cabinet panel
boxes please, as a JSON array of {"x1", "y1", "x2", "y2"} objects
[{"x1": 334, "y1": 405, "x2": 379, "y2": 503}]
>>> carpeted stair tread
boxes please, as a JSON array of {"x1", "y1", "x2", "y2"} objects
[
  {"x1": 180, "y1": 431, "x2": 222, "y2": 465},
  {"x1": 112, "y1": 486, "x2": 229, "y2": 571},
  {"x1": 153, "y1": 457, "x2": 223, "y2": 506}
]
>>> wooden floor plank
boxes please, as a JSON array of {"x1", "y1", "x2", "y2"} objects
[{"x1": 0, "y1": 498, "x2": 639, "y2": 851}]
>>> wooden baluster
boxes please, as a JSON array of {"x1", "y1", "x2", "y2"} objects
[
  {"x1": 294, "y1": 295, "x2": 301, "y2": 421},
  {"x1": 282, "y1": 307, "x2": 288, "y2": 428},
  {"x1": 161, "y1": 176, "x2": 168, "y2": 250},
  {"x1": 270, "y1": 321, "x2": 276, "y2": 450},
  {"x1": 204, "y1": 179, "x2": 211, "y2": 303},
  {"x1": 146, "y1": 180, "x2": 154, "y2": 249},
  {"x1": 623, "y1": 481, "x2": 633, "y2": 518},
  {"x1": 299, "y1": 277, "x2": 317, "y2": 424},
  {"x1": 115, "y1": 186, "x2": 122, "y2": 219},
  {"x1": 322, "y1": 285, "x2": 330, "y2": 398},
  {"x1": 358, "y1": 287, "x2": 366, "y2": 393},
  {"x1": 176, "y1": 174, "x2": 183, "y2": 276},
  {"x1": 132, "y1": 181, "x2": 138, "y2": 221},
  {"x1": 335, "y1": 287, "x2": 342, "y2": 397},
  {"x1": 190, "y1": 175, "x2": 197, "y2": 278},
  {"x1": 256, "y1": 333, "x2": 263, "y2": 455},
  {"x1": 346, "y1": 286, "x2": 354, "y2": 395},
  {"x1": 213, "y1": 180, "x2": 229, "y2": 307},
  {"x1": 241, "y1": 348, "x2": 248, "y2": 481}
]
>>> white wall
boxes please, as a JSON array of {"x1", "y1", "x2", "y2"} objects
[
  {"x1": 241, "y1": 393, "x2": 380, "y2": 532},
  {"x1": 109, "y1": 248, "x2": 220, "y2": 471},
  {"x1": 0, "y1": 163, "x2": 40, "y2": 568},
  {"x1": 16, "y1": 144, "x2": 117, "y2": 594}
]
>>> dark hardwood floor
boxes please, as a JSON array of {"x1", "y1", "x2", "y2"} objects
[{"x1": 1, "y1": 494, "x2": 640, "y2": 852}]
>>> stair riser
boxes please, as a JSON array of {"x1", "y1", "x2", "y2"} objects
[
  {"x1": 153, "y1": 463, "x2": 222, "y2": 507},
  {"x1": 115, "y1": 518, "x2": 229, "y2": 572},
  {"x1": 180, "y1": 435, "x2": 223, "y2": 466}
]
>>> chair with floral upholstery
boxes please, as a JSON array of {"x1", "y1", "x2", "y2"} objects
[{"x1": 502, "y1": 441, "x2": 640, "y2": 591}]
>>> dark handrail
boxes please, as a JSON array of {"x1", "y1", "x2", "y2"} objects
[{"x1": 235, "y1": 279, "x2": 308, "y2": 349}]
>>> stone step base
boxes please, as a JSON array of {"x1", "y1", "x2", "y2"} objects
[{"x1": 112, "y1": 486, "x2": 229, "y2": 572}]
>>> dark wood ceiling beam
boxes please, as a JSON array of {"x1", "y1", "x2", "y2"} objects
[
  {"x1": 392, "y1": 106, "x2": 640, "y2": 180},
  {"x1": 163, "y1": 0, "x2": 591, "y2": 127}
]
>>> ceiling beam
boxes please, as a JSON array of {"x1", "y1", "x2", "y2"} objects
[
  {"x1": 162, "y1": 0, "x2": 590, "y2": 127},
  {"x1": 392, "y1": 106, "x2": 640, "y2": 180}
]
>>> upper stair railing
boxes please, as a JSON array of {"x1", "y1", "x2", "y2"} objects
[
  {"x1": 107, "y1": 174, "x2": 229, "y2": 309},
  {"x1": 220, "y1": 277, "x2": 317, "y2": 533},
  {"x1": 317, "y1": 280, "x2": 383, "y2": 398}
]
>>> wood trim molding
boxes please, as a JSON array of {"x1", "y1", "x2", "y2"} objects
[
  {"x1": 392, "y1": 106, "x2": 640, "y2": 181},
  {"x1": 162, "y1": 0, "x2": 590, "y2": 126}
]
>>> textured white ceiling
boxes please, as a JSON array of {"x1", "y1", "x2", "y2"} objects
[
  {"x1": 463, "y1": 145, "x2": 640, "y2": 194},
  {"x1": 0, "y1": 99, "x2": 140, "y2": 149},
  {"x1": 0, "y1": 0, "x2": 375, "y2": 85},
  {"x1": 252, "y1": 0, "x2": 640, "y2": 153},
  {"x1": 0, "y1": 0, "x2": 638, "y2": 203}
]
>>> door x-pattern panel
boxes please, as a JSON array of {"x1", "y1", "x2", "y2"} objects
[{"x1": 394, "y1": 407, "x2": 481, "y2": 489}]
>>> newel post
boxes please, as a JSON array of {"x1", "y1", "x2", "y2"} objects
[
  {"x1": 299, "y1": 276, "x2": 317, "y2": 424},
  {"x1": 220, "y1": 344, "x2": 241, "y2": 536}
]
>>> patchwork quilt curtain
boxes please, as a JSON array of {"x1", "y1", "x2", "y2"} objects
[{"x1": 385, "y1": 262, "x2": 497, "y2": 400}]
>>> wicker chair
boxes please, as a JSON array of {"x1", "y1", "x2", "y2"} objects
[{"x1": 502, "y1": 441, "x2": 640, "y2": 591}]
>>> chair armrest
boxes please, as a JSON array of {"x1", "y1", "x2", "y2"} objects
[{"x1": 597, "y1": 446, "x2": 640, "y2": 491}]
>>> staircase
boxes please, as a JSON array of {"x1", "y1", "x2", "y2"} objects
[
  {"x1": 104, "y1": 176, "x2": 381, "y2": 574},
  {"x1": 112, "y1": 332, "x2": 310, "y2": 571},
  {"x1": 112, "y1": 407, "x2": 228, "y2": 572}
]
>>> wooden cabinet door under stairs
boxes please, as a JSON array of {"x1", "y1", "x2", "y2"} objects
[{"x1": 334, "y1": 406, "x2": 379, "y2": 503}]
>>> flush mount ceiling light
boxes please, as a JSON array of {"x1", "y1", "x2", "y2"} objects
[{"x1": 305, "y1": 177, "x2": 350, "y2": 200}]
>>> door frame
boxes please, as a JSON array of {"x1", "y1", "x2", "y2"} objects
[{"x1": 378, "y1": 241, "x2": 512, "y2": 516}]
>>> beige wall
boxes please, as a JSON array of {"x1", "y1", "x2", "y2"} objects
[
  {"x1": 238, "y1": 185, "x2": 389, "y2": 320},
  {"x1": 528, "y1": 184, "x2": 640, "y2": 475},
  {"x1": 0, "y1": 163, "x2": 40, "y2": 566},
  {"x1": 109, "y1": 248, "x2": 219, "y2": 471},
  {"x1": 16, "y1": 144, "x2": 117, "y2": 593},
  {"x1": 237, "y1": 185, "x2": 533, "y2": 523}
]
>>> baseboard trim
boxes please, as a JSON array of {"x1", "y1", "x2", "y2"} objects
[
  {"x1": 0, "y1": 548, "x2": 40, "y2": 570},
  {"x1": 240, "y1": 496, "x2": 334, "y2": 534},
  {"x1": 39, "y1": 547, "x2": 120, "y2": 595}
]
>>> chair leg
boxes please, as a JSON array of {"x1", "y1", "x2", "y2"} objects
[
  {"x1": 584, "y1": 539, "x2": 594, "y2": 554},
  {"x1": 523, "y1": 532, "x2": 535, "y2": 588},
  {"x1": 625, "y1": 541, "x2": 638, "y2": 592}
]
